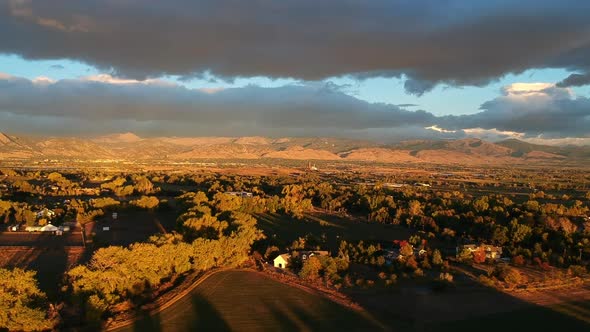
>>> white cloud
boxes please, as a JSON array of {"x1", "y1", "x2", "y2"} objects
[
  {"x1": 32, "y1": 76, "x2": 56, "y2": 85},
  {"x1": 198, "y1": 87, "x2": 225, "y2": 94},
  {"x1": 522, "y1": 136, "x2": 590, "y2": 146},
  {"x1": 80, "y1": 74, "x2": 170, "y2": 86},
  {"x1": 462, "y1": 127, "x2": 525, "y2": 141},
  {"x1": 503, "y1": 82, "x2": 554, "y2": 96},
  {"x1": 425, "y1": 125, "x2": 456, "y2": 133}
]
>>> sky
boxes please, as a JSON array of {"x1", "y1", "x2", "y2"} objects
[{"x1": 0, "y1": 0, "x2": 589, "y2": 145}]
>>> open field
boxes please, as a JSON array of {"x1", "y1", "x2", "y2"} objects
[
  {"x1": 115, "y1": 270, "x2": 385, "y2": 332},
  {"x1": 345, "y1": 280, "x2": 590, "y2": 332},
  {"x1": 0, "y1": 246, "x2": 88, "y2": 299},
  {"x1": 89, "y1": 209, "x2": 177, "y2": 247},
  {"x1": 257, "y1": 212, "x2": 415, "y2": 251}
]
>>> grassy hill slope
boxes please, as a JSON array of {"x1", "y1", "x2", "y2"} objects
[{"x1": 118, "y1": 270, "x2": 385, "y2": 332}]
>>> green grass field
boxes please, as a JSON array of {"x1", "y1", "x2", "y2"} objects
[{"x1": 118, "y1": 270, "x2": 385, "y2": 332}]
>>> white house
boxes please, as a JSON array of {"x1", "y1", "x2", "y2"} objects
[
  {"x1": 273, "y1": 253, "x2": 291, "y2": 269},
  {"x1": 40, "y1": 224, "x2": 59, "y2": 232}
]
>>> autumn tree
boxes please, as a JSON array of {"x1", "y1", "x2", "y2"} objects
[
  {"x1": 473, "y1": 248, "x2": 487, "y2": 264},
  {"x1": 432, "y1": 249, "x2": 444, "y2": 266}
]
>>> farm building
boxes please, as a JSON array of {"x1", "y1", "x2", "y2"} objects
[
  {"x1": 274, "y1": 254, "x2": 291, "y2": 269},
  {"x1": 40, "y1": 224, "x2": 59, "y2": 232},
  {"x1": 26, "y1": 223, "x2": 60, "y2": 233}
]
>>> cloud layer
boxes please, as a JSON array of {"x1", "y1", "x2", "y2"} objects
[
  {"x1": 2, "y1": 0, "x2": 590, "y2": 94},
  {"x1": 0, "y1": 73, "x2": 588, "y2": 142}
]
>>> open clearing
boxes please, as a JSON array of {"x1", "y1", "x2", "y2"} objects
[
  {"x1": 257, "y1": 212, "x2": 415, "y2": 251},
  {"x1": 116, "y1": 270, "x2": 385, "y2": 332}
]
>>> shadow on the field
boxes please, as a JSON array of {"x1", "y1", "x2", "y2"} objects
[
  {"x1": 261, "y1": 296, "x2": 388, "y2": 331},
  {"x1": 130, "y1": 308, "x2": 162, "y2": 332},
  {"x1": 345, "y1": 275, "x2": 590, "y2": 332},
  {"x1": 185, "y1": 293, "x2": 231, "y2": 331},
  {"x1": 28, "y1": 247, "x2": 70, "y2": 300}
]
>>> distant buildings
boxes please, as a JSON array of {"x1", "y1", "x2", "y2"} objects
[
  {"x1": 225, "y1": 191, "x2": 253, "y2": 198},
  {"x1": 457, "y1": 244, "x2": 503, "y2": 260},
  {"x1": 273, "y1": 250, "x2": 330, "y2": 269}
]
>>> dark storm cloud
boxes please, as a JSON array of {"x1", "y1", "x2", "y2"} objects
[
  {"x1": 2, "y1": 0, "x2": 590, "y2": 94},
  {"x1": 0, "y1": 74, "x2": 587, "y2": 139},
  {"x1": 438, "y1": 85, "x2": 590, "y2": 138},
  {"x1": 0, "y1": 74, "x2": 437, "y2": 136},
  {"x1": 557, "y1": 72, "x2": 590, "y2": 87}
]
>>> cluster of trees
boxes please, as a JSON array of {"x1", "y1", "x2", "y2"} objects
[
  {"x1": 0, "y1": 200, "x2": 38, "y2": 225},
  {"x1": 299, "y1": 255, "x2": 349, "y2": 285},
  {"x1": 100, "y1": 175, "x2": 156, "y2": 196},
  {"x1": 67, "y1": 188, "x2": 264, "y2": 323},
  {"x1": 168, "y1": 172, "x2": 589, "y2": 270},
  {"x1": 0, "y1": 268, "x2": 56, "y2": 331}
]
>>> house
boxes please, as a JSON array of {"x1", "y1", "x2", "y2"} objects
[
  {"x1": 40, "y1": 224, "x2": 59, "y2": 233},
  {"x1": 36, "y1": 208, "x2": 56, "y2": 219},
  {"x1": 274, "y1": 253, "x2": 291, "y2": 269},
  {"x1": 457, "y1": 244, "x2": 503, "y2": 260}
]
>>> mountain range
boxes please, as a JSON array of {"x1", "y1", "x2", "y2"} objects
[{"x1": 1, "y1": 132, "x2": 589, "y2": 165}]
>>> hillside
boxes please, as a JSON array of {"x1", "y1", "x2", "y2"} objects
[{"x1": 0, "y1": 133, "x2": 588, "y2": 165}]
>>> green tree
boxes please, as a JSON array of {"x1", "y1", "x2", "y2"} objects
[
  {"x1": 183, "y1": 214, "x2": 228, "y2": 240},
  {"x1": 130, "y1": 196, "x2": 160, "y2": 210},
  {"x1": 408, "y1": 200, "x2": 423, "y2": 216},
  {"x1": 0, "y1": 268, "x2": 56, "y2": 331},
  {"x1": 510, "y1": 220, "x2": 532, "y2": 244},
  {"x1": 134, "y1": 177, "x2": 155, "y2": 194},
  {"x1": 299, "y1": 256, "x2": 322, "y2": 281}
]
